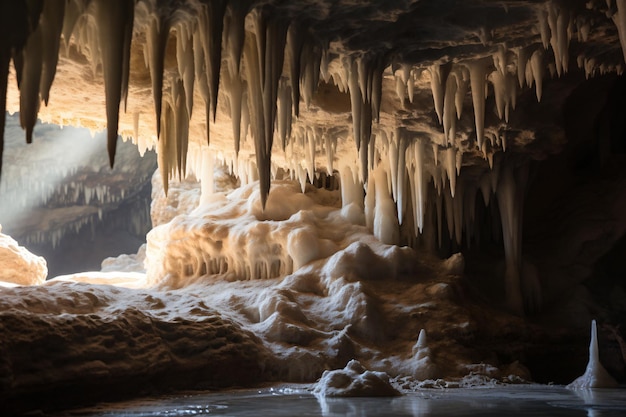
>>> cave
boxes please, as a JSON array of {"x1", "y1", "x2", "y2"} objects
[{"x1": 0, "y1": 0, "x2": 625, "y2": 415}]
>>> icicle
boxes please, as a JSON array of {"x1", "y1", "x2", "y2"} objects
[
  {"x1": 466, "y1": 58, "x2": 489, "y2": 150},
  {"x1": 93, "y1": 0, "x2": 134, "y2": 167}
]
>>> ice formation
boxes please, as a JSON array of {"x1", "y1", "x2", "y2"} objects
[
  {"x1": 567, "y1": 320, "x2": 619, "y2": 389},
  {"x1": 0, "y1": 225, "x2": 47, "y2": 286}
]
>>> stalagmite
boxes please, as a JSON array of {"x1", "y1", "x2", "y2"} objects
[
  {"x1": 370, "y1": 167, "x2": 400, "y2": 245},
  {"x1": 568, "y1": 320, "x2": 619, "y2": 389},
  {"x1": 93, "y1": 0, "x2": 134, "y2": 168}
]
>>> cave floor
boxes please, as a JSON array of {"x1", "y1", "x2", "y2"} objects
[{"x1": 50, "y1": 384, "x2": 626, "y2": 417}]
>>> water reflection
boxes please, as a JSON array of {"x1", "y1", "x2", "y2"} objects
[{"x1": 56, "y1": 385, "x2": 626, "y2": 417}]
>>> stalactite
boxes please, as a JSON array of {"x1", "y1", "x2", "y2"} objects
[
  {"x1": 243, "y1": 7, "x2": 288, "y2": 209},
  {"x1": 61, "y1": 0, "x2": 84, "y2": 54},
  {"x1": 613, "y1": 0, "x2": 626, "y2": 63},
  {"x1": 300, "y1": 41, "x2": 321, "y2": 112},
  {"x1": 198, "y1": 0, "x2": 227, "y2": 123},
  {"x1": 396, "y1": 130, "x2": 408, "y2": 225},
  {"x1": 496, "y1": 163, "x2": 529, "y2": 315},
  {"x1": 144, "y1": 6, "x2": 170, "y2": 139},
  {"x1": 443, "y1": 72, "x2": 457, "y2": 145},
  {"x1": 429, "y1": 63, "x2": 448, "y2": 125},
  {"x1": 466, "y1": 58, "x2": 489, "y2": 150},
  {"x1": 454, "y1": 66, "x2": 469, "y2": 120},
  {"x1": 530, "y1": 49, "x2": 544, "y2": 102},
  {"x1": 18, "y1": 15, "x2": 42, "y2": 144},
  {"x1": 277, "y1": 78, "x2": 292, "y2": 150},
  {"x1": 287, "y1": 23, "x2": 305, "y2": 117},
  {"x1": 93, "y1": 0, "x2": 134, "y2": 168},
  {"x1": 347, "y1": 56, "x2": 362, "y2": 151},
  {"x1": 39, "y1": 0, "x2": 65, "y2": 106},
  {"x1": 176, "y1": 23, "x2": 195, "y2": 117}
]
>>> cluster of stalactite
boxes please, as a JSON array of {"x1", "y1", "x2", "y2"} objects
[{"x1": 2, "y1": 0, "x2": 626, "y2": 315}]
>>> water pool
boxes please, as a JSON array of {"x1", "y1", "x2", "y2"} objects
[{"x1": 53, "y1": 385, "x2": 626, "y2": 417}]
